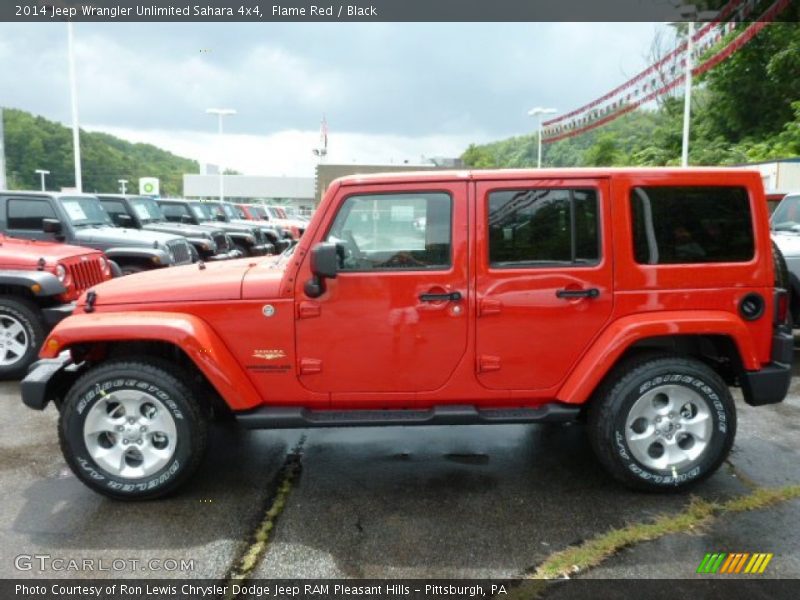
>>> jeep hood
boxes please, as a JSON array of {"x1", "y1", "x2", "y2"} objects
[
  {"x1": 79, "y1": 258, "x2": 286, "y2": 306},
  {"x1": 74, "y1": 226, "x2": 179, "y2": 247},
  {"x1": 143, "y1": 222, "x2": 211, "y2": 239}
]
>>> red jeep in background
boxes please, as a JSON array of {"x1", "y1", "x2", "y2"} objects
[
  {"x1": 21, "y1": 168, "x2": 792, "y2": 499},
  {"x1": 0, "y1": 235, "x2": 112, "y2": 378}
]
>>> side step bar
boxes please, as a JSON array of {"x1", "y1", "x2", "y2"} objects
[{"x1": 235, "y1": 403, "x2": 580, "y2": 429}]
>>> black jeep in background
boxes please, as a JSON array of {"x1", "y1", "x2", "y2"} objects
[
  {"x1": 157, "y1": 199, "x2": 273, "y2": 257},
  {"x1": 97, "y1": 195, "x2": 241, "y2": 261},
  {"x1": 0, "y1": 192, "x2": 195, "y2": 274}
]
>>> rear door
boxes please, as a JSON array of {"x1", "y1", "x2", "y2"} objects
[{"x1": 475, "y1": 177, "x2": 614, "y2": 391}]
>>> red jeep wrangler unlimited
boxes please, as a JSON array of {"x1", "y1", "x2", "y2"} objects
[
  {"x1": 21, "y1": 169, "x2": 793, "y2": 499},
  {"x1": 0, "y1": 235, "x2": 112, "y2": 378}
]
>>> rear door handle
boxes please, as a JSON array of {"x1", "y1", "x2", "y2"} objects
[
  {"x1": 419, "y1": 291, "x2": 462, "y2": 303},
  {"x1": 556, "y1": 288, "x2": 600, "y2": 299}
]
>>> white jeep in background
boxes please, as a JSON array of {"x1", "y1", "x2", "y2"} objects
[{"x1": 770, "y1": 192, "x2": 800, "y2": 326}]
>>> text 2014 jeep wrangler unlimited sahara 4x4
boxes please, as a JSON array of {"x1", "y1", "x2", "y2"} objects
[{"x1": 21, "y1": 169, "x2": 792, "y2": 499}]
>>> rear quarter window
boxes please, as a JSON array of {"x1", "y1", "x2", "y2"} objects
[{"x1": 631, "y1": 186, "x2": 754, "y2": 264}]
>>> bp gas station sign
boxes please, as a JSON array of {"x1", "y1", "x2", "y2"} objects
[{"x1": 139, "y1": 177, "x2": 160, "y2": 196}]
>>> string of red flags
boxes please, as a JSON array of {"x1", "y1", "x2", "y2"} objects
[{"x1": 541, "y1": 0, "x2": 791, "y2": 144}]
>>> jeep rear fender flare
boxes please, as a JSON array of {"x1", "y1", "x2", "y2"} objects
[
  {"x1": 0, "y1": 270, "x2": 66, "y2": 298},
  {"x1": 38, "y1": 311, "x2": 261, "y2": 410},
  {"x1": 557, "y1": 310, "x2": 759, "y2": 405}
]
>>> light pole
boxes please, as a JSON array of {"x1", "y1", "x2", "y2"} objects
[
  {"x1": 67, "y1": 22, "x2": 82, "y2": 192},
  {"x1": 205, "y1": 108, "x2": 236, "y2": 202},
  {"x1": 528, "y1": 107, "x2": 557, "y2": 168},
  {"x1": 681, "y1": 21, "x2": 694, "y2": 167},
  {"x1": 118, "y1": 179, "x2": 128, "y2": 194},
  {"x1": 35, "y1": 169, "x2": 50, "y2": 191}
]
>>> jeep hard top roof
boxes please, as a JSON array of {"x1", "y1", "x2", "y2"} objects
[
  {"x1": 0, "y1": 190, "x2": 100, "y2": 199},
  {"x1": 331, "y1": 167, "x2": 764, "y2": 187}
]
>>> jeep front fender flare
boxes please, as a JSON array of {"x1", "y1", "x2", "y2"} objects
[
  {"x1": 556, "y1": 311, "x2": 759, "y2": 405},
  {"x1": 0, "y1": 270, "x2": 66, "y2": 297},
  {"x1": 102, "y1": 247, "x2": 171, "y2": 266},
  {"x1": 38, "y1": 311, "x2": 261, "y2": 410}
]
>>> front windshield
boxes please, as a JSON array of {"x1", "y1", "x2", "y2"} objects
[
  {"x1": 267, "y1": 207, "x2": 282, "y2": 219},
  {"x1": 60, "y1": 197, "x2": 113, "y2": 227},
  {"x1": 130, "y1": 198, "x2": 165, "y2": 223},
  {"x1": 222, "y1": 203, "x2": 238, "y2": 219},
  {"x1": 190, "y1": 202, "x2": 215, "y2": 221},
  {"x1": 772, "y1": 195, "x2": 800, "y2": 231},
  {"x1": 253, "y1": 205, "x2": 268, "y2": 219}
]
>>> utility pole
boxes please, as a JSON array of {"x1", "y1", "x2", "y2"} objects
[
  {"x1": 67, "y1": 22, "x2": 83, "y2": 191},
  {"x1": 0, "y1": 107, "x2": 6, "y2": 190},
  {"x1": 681, "y1": 21, "x2": 694, "y2": 167},
  {"x1": 118, "y1": 179, "x2": 128, "y2": 194},
  {"x1": 528, "y1": 107, "x2": 557, "y2": 168}
]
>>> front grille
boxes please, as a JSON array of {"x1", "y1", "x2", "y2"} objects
[
  {"x1": 212, "y1": 231, "x2": 230, "y2": 252},
  {"x1": 254, "y1": 229, "x2": 266, "y2": 245},
  {"x1": 168, "y1": 239, "x2": 193, "y2": 265},
  {"x1": 67, "y1": 256, "x2": 106, "y2": 293}
]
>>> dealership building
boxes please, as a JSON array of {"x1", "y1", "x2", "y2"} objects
[{"x1": 182, "y1": 161, "x2": 460, "y2": 215}]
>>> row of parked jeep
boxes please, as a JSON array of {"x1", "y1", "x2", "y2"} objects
[{"x1": 0, "y1": 190, "x2": 307, "y2": 378}]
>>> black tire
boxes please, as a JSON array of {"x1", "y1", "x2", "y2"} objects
[
  {"x1": 773, "y1": 240, "x2": 789, "y2": 291},
  {"x1": 588, "y1": 355, "x2": 736, "y2": 492},
  {"x1": 233, "y1": 242, "x2": 250, "y2": 257},
  {"x1": 58, "y1": 359, "x2": 208, "y2": 500},
  {"x1": 0, "y1": 296, "x2": 46, "y2": 380},
  {"x1": 119, "y1": 264, "x2": 148, "y2": 275}
]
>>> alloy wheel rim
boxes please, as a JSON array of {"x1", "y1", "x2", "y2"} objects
[
  {"x1": 625, "y1": 384, "x2": 713, "y2": 472},
  {"x1": 83, "y1": 390, "x2": 178, "y2": 479},
  {"x1": 0, "y1": 314, "x2": 30, "y2": 367}
]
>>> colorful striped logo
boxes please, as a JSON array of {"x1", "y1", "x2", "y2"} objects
[{"x1": 697, "y1": 553, "x2": 774, "y2": 574}]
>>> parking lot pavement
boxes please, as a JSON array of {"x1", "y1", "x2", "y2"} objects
[
  {"x1": 0, "y1": 381, "x2": 302, "y2": 580},
  {"x1": 1, "y1": 352, "x2": 799, "y2": 582}
]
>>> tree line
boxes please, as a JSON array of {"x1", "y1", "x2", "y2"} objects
[
  {"x1": 462, "y1": 16, "x2": 800, "y2": 171},
  {"x1": 1, "y1": 108, "x2": 199, "y2": 196}
]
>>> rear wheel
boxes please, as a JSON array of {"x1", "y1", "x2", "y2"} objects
[
  {"x1": 0, "y1": 296, "x2": 45, "y2": 380},
  {"x1": 588, "y1": 355, "x2": 735, "y2": 491},
  {"x1": 58, "y1": 359, "x2": 208, "y2": 500}
]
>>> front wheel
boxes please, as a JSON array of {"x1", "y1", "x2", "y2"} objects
[
  {"x1": 58, "y1": 360, "x2": 208, "y2": 500},
  {"x1": 0, "y1": 296, "x2": 45, "y2": 380},
  {"x1": 588, "y1": 355, "x2": 736, "y2": 492}
]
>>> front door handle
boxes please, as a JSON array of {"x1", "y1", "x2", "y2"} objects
[
  {"x1": 419, "y1": 291, "x2": 462, "y2": 303},
  {"x1": 556, "y1": 288, "x2": 600, "y2": 299}
]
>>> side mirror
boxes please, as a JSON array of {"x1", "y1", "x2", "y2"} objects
[
  {"x1": 180, "y1": 214, "x2": 193, "y2": 224},
  {"x1": 304, "y1": 242, "x2": 338, "y2": 298},
  {"x1": 42, "y1": 218, "x2": 62, "y2": 234},
  {"x1": 117, "y1": 213, "x2": 134, "y2": 227}
]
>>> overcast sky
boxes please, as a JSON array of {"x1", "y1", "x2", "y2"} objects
[{"x1": 0, "y1": 22, "x2": 668, "y2": 176}]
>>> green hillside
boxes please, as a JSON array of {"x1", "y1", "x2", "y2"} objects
[
  {"x1": 463, "y1": 18, "x2": 800, "y2": 169},
  {"x1": 1, "y1": 108, "x2": 198, "y2": 196}
]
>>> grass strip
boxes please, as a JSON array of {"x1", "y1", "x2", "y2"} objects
[{"x1": 530, "y1": 484, "x2": 800, "y2": 580}]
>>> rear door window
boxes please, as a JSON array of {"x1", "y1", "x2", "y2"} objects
[
  {"x1": 7, "y1": 198, "x2": 57, "y2": 230},
  {"x1": 631, "y1": 186, "x2": 754, "y2": 264}
]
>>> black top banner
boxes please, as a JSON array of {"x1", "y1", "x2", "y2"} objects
[{"x1": 3, "y1": 0, "x2": 797, "y2": 23}]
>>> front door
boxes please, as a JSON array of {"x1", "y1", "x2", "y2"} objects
[
  {"x1": 295, "y1": 182, "x2": 469, "y2": 402},
  {"x1": 475, "y1": 178, "x2": 614, "y2": 391}
]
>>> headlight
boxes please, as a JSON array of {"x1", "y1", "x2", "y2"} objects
[
  {"x1": 98, "y1": 256, "x2": 110, "y2": 275},
  {"x1": 55, "y1": 264, "x2": 67, "y2": 282}
]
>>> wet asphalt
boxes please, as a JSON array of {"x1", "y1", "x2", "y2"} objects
[{"x1": 0, "y1": 354, "x2": 798, "y2": 581}]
